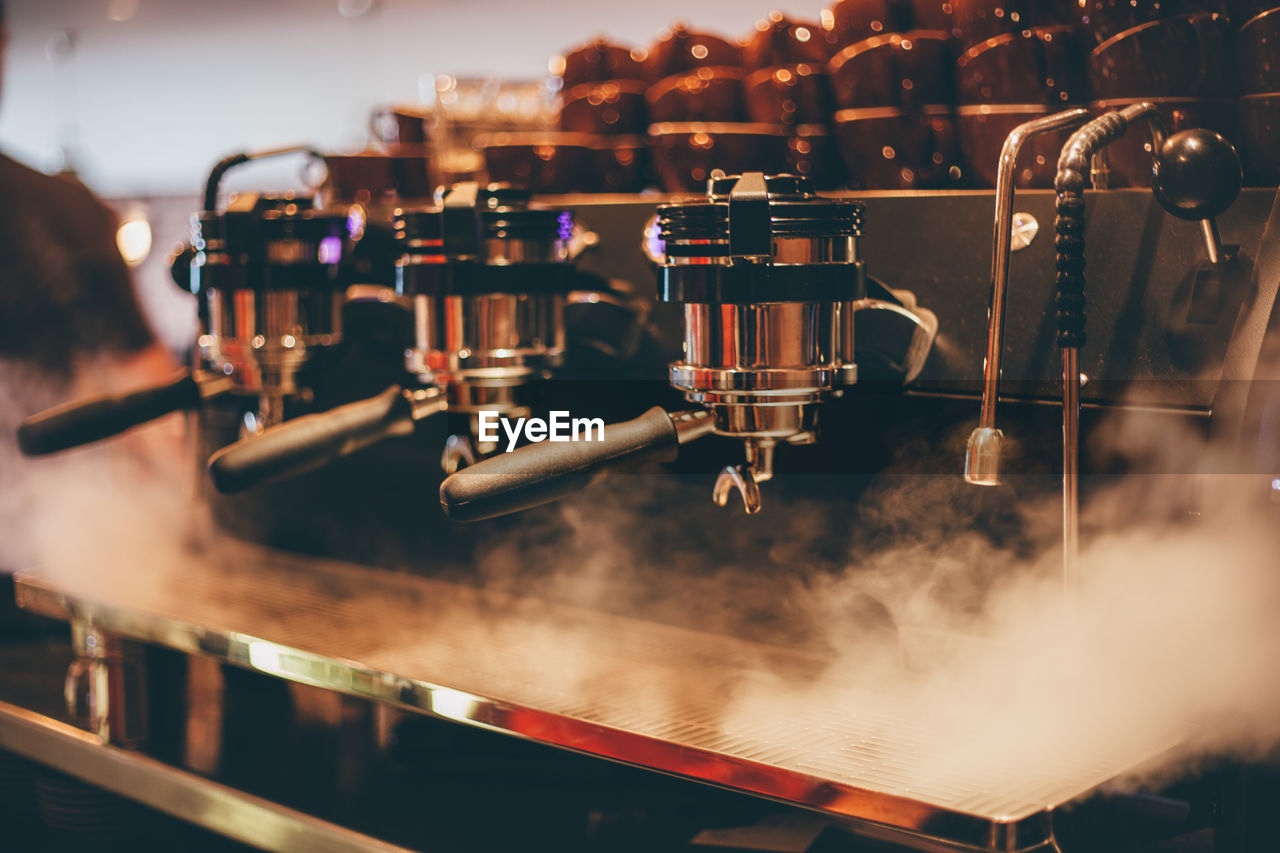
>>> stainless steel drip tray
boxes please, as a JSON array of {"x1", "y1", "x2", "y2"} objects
[{"x1": 15, "y1": 547, "x2": 1172, "y2": 852}]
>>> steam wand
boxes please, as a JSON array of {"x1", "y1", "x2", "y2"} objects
[
  {"x1": 965, "y1": 108, "x2": 1091, "y2": 486},
  {"x1": 1051, "y1": 110, "x2": 1240, "y2": 590},
  {"x1": 202, "y1": 144, "x2": 322, "y2": 213}
]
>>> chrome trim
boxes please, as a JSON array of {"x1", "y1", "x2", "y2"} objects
[
  {"x1": 673, "y1": 302, "x2": 855, "y2": 440},
  {"x1": 200, "y1": 287, "x2": 343, "y2": 426},
  {"x1": 1063, "y1": 348, "x2": 1081, "y2": 593},
  {"x1": 0, "y1": 699, "x2": 414, "y2": 853},
  {"x1": 13, "y1": 552, "x2": 1174, "y2": 852},
  {"x1": 663, "y1": 235, "x2": 859, "y2": 266},
  {"x1": 407, "y1": 292, "x2": 565, "y2": 398},
  {"x1": 964, "y1": 108, "x2": 1091, "y2": 487},
  {"x1": 482, "y1": 237, "x2": 572, "y2": 265},
  {"x1": 69, "y1": 622, "x2": 148, "y2": 748}
]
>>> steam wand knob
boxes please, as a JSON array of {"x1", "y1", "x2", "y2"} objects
[{"x1": 1151, "y1": 129, "x2": 1243, "y2": 265}]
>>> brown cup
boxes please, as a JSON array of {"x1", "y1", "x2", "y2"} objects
[
  {"x1": 744, "y1": 64, "x2": 835, "y2": 126},
  {"x1": 590, "y1": 136, "x2": 652, "y2": 193},
  {"x1": 646, "y1": 67, "x2": 746, "y2": 123},
  {"x1": 955, "y1": 104, "x2": 1072, "y2": 188},
  {"x1": 907, "y1": 0, "x2": 955, "y2": 30},
  {"x1": 824, "y1": 0, "x2": 910, "y2": 50},
  {"x1": 1239, "y1": 8, "x2": 1280, "y2": 94},
  {"x1": 949, "y1": 0, "x2": 1080, "y2": 48},
  {"x1": 743, "y1": 13, "x2": 832, "y2": 71},
  {"x1": 1225, "y1": 2, "x2": 1276, "y2": 22},
  {"x1": 1236, "y1": 91, "x2": 1280, "y2": 185},
  {"x1": 1091, "y1": 97, "x2": 1240, "y2": 186},
  {"x1": 323, "y1": 152, "x2": 398, "y2": 202},
  {"x1": 390, "y1": 150, "x2": 436, "y2": 199},
  {"x1": 1088, "y1": 13, "x2": 1234, "y2": 98},
  {"x1": 554, "y1": 38, "x2": 648, "y2": 89},
  {"x1": 786, "y1": 124, "x2": 847, "y2": 188},
  {"x1": 369, "y1": 105, "x2": 430, "y2": 148},
  {"x1": 956, "y1": 26, "x2": 1085, "y2": 105},
  {"x1": 833, "y1": 105, "x2": 963, "y2": 189},
  {"x1": 560, "y1": 80, "x2": 649, "y2": 135},
  {"x1": 475, "y1": 132, "x2": 595, "y2": 194},
  {"x1": 647, "y1": 122, "x2": 789, "y2": 192},
  {"x1": 829, "y1": 30, "x2": 953, "y2": 109},
  {"x1": 646, "y1": 25, "x2": 742, "y2": 80},
  {"x1": 1074, "y1": 0, "x2": 1230, "y2": 45}
]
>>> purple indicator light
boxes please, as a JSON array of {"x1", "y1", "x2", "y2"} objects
[{"x1": 318, "y1": 235, "x2": 343, "y2": 264}]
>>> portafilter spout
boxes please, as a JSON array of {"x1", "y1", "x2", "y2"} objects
[{"x1": 963, "y1": 108, "x2": 1091, "y2": 486}]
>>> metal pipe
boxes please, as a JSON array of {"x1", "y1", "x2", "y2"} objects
[
  {"x1": 1200, "y1": 218, "x2": 1224, "y2": 265},
  {"x1": 1063, "y1": 348, "x2": 1080, "y2": 593},
  {"x1": 965, "y1": 108, "x2": 1091, "y2": 486},
  {"x1": 202, "y1": 144, "x2": 319, "y2": 213},
  {"x1": 1050, "y1": 102, "x2": 1164, "y2": 591}
]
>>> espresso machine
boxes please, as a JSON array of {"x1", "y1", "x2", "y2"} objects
[
  {"x1": 202, "y1": 182, "x2": 591, "y2": 493},
  {"x1": 6, "y1": 113, "x2": 1280, "y2": 853},
  {"x1": 15, "y1": 148, "x2": 355, "y2": 457},
  {"x1": 439, "y1": 172, "x2": 937, "y2": 520}
]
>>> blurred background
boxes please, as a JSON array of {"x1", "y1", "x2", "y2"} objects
[
  {"x1": 0, "y1": 0, "x2": 818, "y2": 351},
  {"x1": 1, "y1": 0, "x2": 810, "y2": 193}
]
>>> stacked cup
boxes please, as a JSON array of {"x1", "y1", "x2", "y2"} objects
[
  {"x1": 362, "y1": 103, "x2": 436, "y2": 200},
  {"x1": 479, "y1": 38, "x2": 649, "y2": 194},
  {"x1": 950, "y1": 1, "x2": 1086, "y2": 187},
  {"x1": 826, "y1": 0, "x2": 964, "y2": 189},
  {"x1": 1236, "y1": 6, "x2": 1280, "y2": 185},
  {"x1": 556, "y1": 38, "x2": 652, "y2": 193},
  {"x1": 645, "y1": 23, "x2": 791, "y2": 192},
  {"x1": 1081, "y1": 1, "x2": 1239, "y2": 186},
  {"x1": 741, "y1": 12, "x2": 845, "y2": 189}
]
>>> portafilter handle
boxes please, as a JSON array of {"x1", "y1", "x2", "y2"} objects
[
  {"x1": 207, "y1": 385, "x2": 446, "y2": 493},
  {"x1": 439, "y1": 408, "x2": 713, "y2": 522},
  {"x1": 16, "y1": 369, "x2": 232, "y2": 457}
]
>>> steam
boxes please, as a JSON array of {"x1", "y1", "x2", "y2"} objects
[
  {"x1": 6, "y1": 350, "x2": 1280, "y2": 819},
  {"x1": 465, "y1": 391, "x2": 1280, "y2": 808},
  {"x1": 1, "y1": 359, "x2": 199, "y2": 598}
]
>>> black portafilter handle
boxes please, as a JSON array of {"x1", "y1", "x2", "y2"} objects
[
  {"x1": 207, "y1": 385, "x2": 428, "y2": 493},
  {"x1": 439, "y1": 407, "x2": 709, "y2": 522},
  {"x1": 17, "y1": 369, "x2": 208, "y2": 456}
]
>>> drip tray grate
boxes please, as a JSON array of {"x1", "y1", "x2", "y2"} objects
[{"x1": 16, "y1": 545, "x2": 1174, "y2": 852}]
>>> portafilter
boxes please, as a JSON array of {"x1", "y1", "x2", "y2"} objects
[
  {"x1": 205, "y1": 183, "x2": 580, "y2": 493},
  {"x1": 16, "y1": 146, "x2": 356, "y2": 456},
  {"x1": 439, "y1": 173, "x2": 934, "y2": 521}
]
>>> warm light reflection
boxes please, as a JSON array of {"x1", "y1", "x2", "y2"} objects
[
  {"x1": 431, "y1": 686, "x2": 481, "y2": 722},
  {"x1": 105, "y1": 0, "x2": 140, "y2": 23},
  {"x1": 247, "y1": 640, "x2": 282, "y2": 673},
  {"x1": 116, "y1": 216, "x2": 152, "y2": 267}
]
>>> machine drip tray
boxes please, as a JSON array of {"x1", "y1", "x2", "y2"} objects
[{"x1": 14, "y1": 544, "x2": 1178, "y2": 853}]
